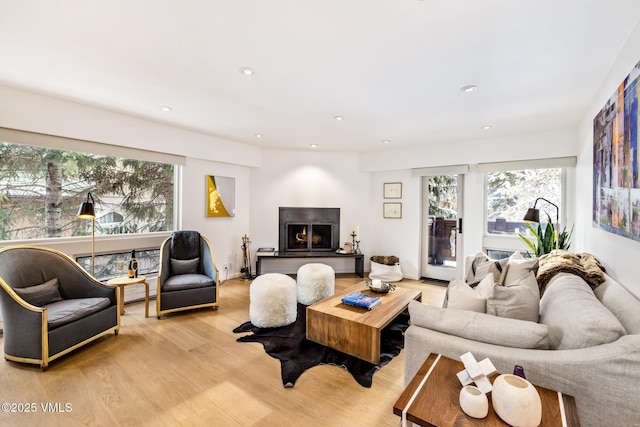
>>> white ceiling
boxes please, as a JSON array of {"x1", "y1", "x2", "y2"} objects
[{"x1": 1, "y1": 1, "x2": 639, "y2": 153}]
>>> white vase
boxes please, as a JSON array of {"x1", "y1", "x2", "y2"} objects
[
  {"x1": 491, "y1": 374, "x2": 542, "y2": 427},
  {"x1": 459, "y1": 385, "x2": 488, "y2": 419}
]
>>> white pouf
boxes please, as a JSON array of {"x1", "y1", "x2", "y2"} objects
[
  {"x1": 296, "y1": 263, "x2": 335, "y2": 305},
  {"x1": 249, "y1": 273, "x2": 297, "y2": 328}
]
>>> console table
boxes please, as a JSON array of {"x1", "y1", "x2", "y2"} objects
[{"x1": 256, "y1": 252, "x2": 364, "y2": 277}]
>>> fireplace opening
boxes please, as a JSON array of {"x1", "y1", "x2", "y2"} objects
[
  {"x1": 286, "y1": 223, "x2": 333, "y2": 251},
  {"x1": 279, "y1": 207, "x2": 340, "y2": 253}
]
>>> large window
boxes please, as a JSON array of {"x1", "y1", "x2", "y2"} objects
[
  {"x1": 0, "y1": 141, "x2": 175, "y2": 241},
  {"x1": 486, "y1": 168, "x2": 562, "y2": 236}
]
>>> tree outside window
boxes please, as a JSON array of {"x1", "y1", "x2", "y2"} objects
[{"x1": 0, "y1": 141, "x2": 175, "y2": 241}]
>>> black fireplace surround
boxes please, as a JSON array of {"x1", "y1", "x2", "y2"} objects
[{"x1": 279, "y1": 207, "x2": 340, "y2": 252}]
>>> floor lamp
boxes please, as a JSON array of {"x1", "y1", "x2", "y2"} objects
[
  {"x1": 523, "y1": 197, "x2": 559, "y2": 251},
  {"x1": 77, "y1": 192, "x2": 96, "y2": 275}
]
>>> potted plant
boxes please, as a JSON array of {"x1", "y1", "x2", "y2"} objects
[{"x1": 518, "y1": 213, "x2": 573, "y2": 257}]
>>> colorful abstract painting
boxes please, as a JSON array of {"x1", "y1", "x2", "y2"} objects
[
  {"x1": 593, "y1": 61, "x2": 640, "y2": 241},
  {"x1": 206, "y1": 175, "x2": 235, "y2": 217}
]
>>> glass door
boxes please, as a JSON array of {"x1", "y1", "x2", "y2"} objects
[{"x1": 421, "y1": 175, "x2": 464, "y2": 281}]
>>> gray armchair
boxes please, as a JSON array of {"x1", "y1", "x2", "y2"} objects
[
  {"x1": 0, "y1": 246, "x2": 120, "y2": 369},
  {"x1": 156, "y1": 231, "x2": 219, "y2": 318}
]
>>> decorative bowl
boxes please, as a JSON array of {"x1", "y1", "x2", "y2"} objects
[{"x1": 366, "y1": 281, "x2": 395, "y2": 293}]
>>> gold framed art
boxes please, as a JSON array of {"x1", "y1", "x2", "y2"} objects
[
  {"x1": 384, "y1": 182, "x2": 402, "y2": 199},
  {"x1": 383, "y1": 202, "x2": 402, "y2": 218}
]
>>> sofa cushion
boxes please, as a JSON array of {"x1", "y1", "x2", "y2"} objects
[
  {"x1": 487, "y1": 271, "x2": 540, "y2": 322},
  {"x1": 45, "y1": 297, "x2": 111, "y2": 329},
  {"x1": 540, "y1": 273, "x2": 626, "y2": 350},
  {"x1": 502, "y1": 252, "x2": 539, "y2": 286},
  {"x1": 409, "y1": 301, "x2": 549, "y2": 349},
  {"x1": 171, "y1": 257, "x2": 200, "y2": 275},
  {"x1": 593, "y1": 275, "x2": 640, "y2": 335},
  {"x1": 444, "y1": 275, "x2": 494, "y2": 312},
  {"x1": 14, "y1": 278, "x2": 63, "y2": 306},
  {"x1": 162, "y1": 273, "x2": 214, "y2": 292}
]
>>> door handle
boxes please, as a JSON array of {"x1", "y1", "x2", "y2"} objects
[{"x1": 458, "y1": 218, "x2": 463, "y2": 234}]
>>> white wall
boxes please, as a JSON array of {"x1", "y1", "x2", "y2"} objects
[
  {"x1": 574, "y1": 20, "x2": 640, "y2": 296},
  {"x1": 180, "y1": 158, "x2": 252, "y2": 279},
  {"x1": 249, "y1": 149, "x2": 369, "y2": 274}
]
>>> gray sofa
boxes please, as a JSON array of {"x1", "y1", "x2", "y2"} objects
[
  {"x1": 405, "y1": 272, "x2": 640, "y2": 426},
  {"x1": 0, "y1": 246, "x2": 120, "y2": 368}
]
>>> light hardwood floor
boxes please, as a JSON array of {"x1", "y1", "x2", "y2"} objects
[{"x1": 0, "y1": 275, "x2": 446, "y2": 427}]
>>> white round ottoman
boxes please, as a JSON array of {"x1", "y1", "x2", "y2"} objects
[
  {"x1": 296, "y1": 263, "x2": 335, "y2": 305},
  {"x1": 249, "y1": 273, "x2": 297, "y2": 328}
]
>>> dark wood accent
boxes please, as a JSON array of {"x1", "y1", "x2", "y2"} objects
[
  {"x1": 256, "y1": 252, "x2": 364, "y2": 277},
  {"x1": 394, "y1": 354, "x2": 580, "y2": 426}
]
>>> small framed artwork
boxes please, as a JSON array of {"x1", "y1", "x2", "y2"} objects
[
  {"x1": 384, "y1": 182, "x2": 402, "y2": 199},
  {"x1": 383, "y1": 202, "x2": 402, "y2": 219}
]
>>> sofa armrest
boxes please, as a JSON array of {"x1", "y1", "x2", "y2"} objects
[{"x1": 409, "y1": 301, "x2": 549, "y2": 350}]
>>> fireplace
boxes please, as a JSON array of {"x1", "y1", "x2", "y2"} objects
[{"x1": 279, "y1": 207, "x2": 340, "y2": 252}]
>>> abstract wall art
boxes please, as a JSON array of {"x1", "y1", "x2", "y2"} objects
[
  {"x1": 206, "y1": 175, "x2": 235, "y2": 217},
  {"x1": 593, "y1": 61, "x2": 640, "y2": 241}
]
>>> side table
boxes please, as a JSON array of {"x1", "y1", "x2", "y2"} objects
[
  {"x1": 106, "y1": 275, "x2": 150, "y2": 318},
  {"x1": 394, "y1": 354, "x2": 580, "y2": 426}
]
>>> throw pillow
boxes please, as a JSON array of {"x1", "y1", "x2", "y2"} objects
[
  {"x1": 444, "y1": 275, "x2": 494, "y2": 313},
  {"x1": 170, "y1": 257, "x2": 200, "y2": 275},
  {"x1": 465, "y1": 252, "x2": 508, "y2": 285},
  {"x1": 409, "y1": 301, "x2": 550, "y2": 349},
  {"x1": 540, "y1": 273, "x2": 626, "y2": 350},
  {"x1": 487, "y1": 271, "x2": 540, "y2": 322},
  {"x1": 502, "y1": 251, "x2": 539, "y2": 287},
  {"x1": 14, "y1": 278, "x2": 63, "y2": 306}
]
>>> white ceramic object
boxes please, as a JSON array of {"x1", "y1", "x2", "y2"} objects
[
  {"x1": 491, "y1": 374, "x2": 542, "y2": 427},
  {"x1": 459, "y1": 385, "x2": 488, "y2": 419}
]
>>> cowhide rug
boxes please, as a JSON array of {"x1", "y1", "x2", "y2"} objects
[{"x1": 233, "y1": 303, "x2": 409, "y2": 388}]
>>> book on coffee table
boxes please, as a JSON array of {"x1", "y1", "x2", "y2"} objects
[{"x1": 341, "y1": 292, "x2": 381, "y2": 310}]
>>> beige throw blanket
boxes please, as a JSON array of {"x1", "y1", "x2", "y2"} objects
[{"x1": 537, "y1": 250, "x2": 606, "y2": 294}]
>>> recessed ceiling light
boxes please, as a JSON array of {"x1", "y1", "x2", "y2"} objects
[
  {"x1": 333, "y1": 116, "x2": 344, "y2": 121},
  {"x1": 160, "y1": 105, "x2": 172, "y2": 112},
  {"x1": 239, "y1": 67, "x2": 254, "y2": 76},
  {"x1": 383, "y1": 140, "x2": 391, "y2": 144},
  {"x1": 460, "y1": 85, "x2": 478, "y2": 93},
  {"x1": 255, "y1": 134, "x2": 263, "y2": 138},
  {"x1": 310, "y1": 144, "x2": 318, "y2": 148},
  {"x1": 481, "y1": 125, "x2": 492, "y2": 130}
]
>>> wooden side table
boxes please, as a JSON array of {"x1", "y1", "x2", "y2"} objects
[
  {"x1": 394, "y1": 354, "x2": 580, "y2": 426},
  {"x1": 106, "y1": 275, "x2": 150, "y2": 318}
]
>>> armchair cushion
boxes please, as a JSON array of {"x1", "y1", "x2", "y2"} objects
[
  {"x1": 162, "y1": 274, "x2": 214, "y2": 292},
  {"x1": 170, "y1": 230, "x2": 200, "y2": 260},
  {"x1": 171, "y1": 257, "x2": 200, "y2": 275},
  {"x1": 14, "y1": 278, "x2": 63, "y2": 306},
  {"x1": 46, "y1": 297, "x2": 111, "y2": 329},
  {"x1": 409, "y1": 301, "x2": 550, "y2": 349}
]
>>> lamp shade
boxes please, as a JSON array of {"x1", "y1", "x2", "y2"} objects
[
  {"x1": 77, "y1": 193, "x2": 96, "y2": 219},
  {"x1": 523, "y1": 208, "x2": 540, "y2": 223}
]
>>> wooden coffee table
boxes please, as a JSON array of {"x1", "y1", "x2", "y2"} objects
[
  {"x1": 306, "y1": 282, "x2": 421, "y2": 364},
  {"x1": 394, "y1": 354, "x2": 580, "y2": 426},
  {"x1": 106, "y1": 275, "x2": 150, "y2": 318}
]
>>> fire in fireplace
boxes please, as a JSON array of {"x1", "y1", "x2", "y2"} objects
[{"x1": 279, "y1": 207, "x2": 340, "y2": 252}]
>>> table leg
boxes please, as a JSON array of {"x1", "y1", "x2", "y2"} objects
[
  {"x1": 143, "y1": 280, "x2": 149, "y2": 318},
  {"x1": 119, "y1": 286, "x2": 125, "y2": 315}
]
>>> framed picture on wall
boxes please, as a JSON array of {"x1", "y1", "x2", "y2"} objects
[
  {"x1": 206, "y1": 175, "x2": 235, "y2": 217},
  {"x1": 383, "y1": 202, "x2": 402, "y2": 218},
  {"x1": 384, "y1": 182, "x2": 402, "y2": 199}
]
